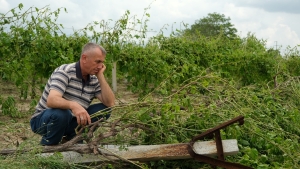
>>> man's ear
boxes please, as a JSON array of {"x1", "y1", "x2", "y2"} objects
[{"x1": 81, "y1": 54, "x2": 87, "y2": 63}]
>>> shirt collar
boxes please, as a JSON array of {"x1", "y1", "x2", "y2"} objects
[{"x1": 75, "y1": 61, "x2": 90, "y2": 82}]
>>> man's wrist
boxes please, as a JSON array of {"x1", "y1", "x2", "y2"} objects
[
  {"x1": 69, "y1": 101, "x2": 77, "y2": 110},
  {"x1": 97, "y1": 73, "x2": 105, "y2": 80}
]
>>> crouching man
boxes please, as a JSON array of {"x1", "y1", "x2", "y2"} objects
[{"x1": 30, "y1": 42, "x2": 115, "y2": 145}]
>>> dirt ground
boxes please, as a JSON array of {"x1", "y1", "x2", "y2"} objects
[{"x1": 0, "y1": 79, "x2": 138, "y2": 150}]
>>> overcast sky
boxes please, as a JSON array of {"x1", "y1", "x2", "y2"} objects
[{"x1": 1, "y1": 0, "x2": 300, "y2": 54}]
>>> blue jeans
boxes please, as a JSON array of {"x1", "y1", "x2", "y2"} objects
[{"x1": 30, "y1": 103, "x2": 111, "y2": 145}]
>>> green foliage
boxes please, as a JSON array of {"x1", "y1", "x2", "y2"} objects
[
  {"x1": 285, "y1": 45, "x2": 300, "y2": 58},
  {"x1": 0, "y1": 153, "x2": 81, "y2": 169},
  {"x1": 149, "y1": 159, "x2": 205, "y2": 169},
  {"x1": 284, "y1": 53, "x2": 300, "y2": 76},
  {"x1": 140, "y1": 32, "x2": 278, "y2": 88},
  {"x1": 118, "y1": 44, "x2": 174, "y2": 95},
  {"x1": 1, "y1": 96, "x2": 21, "y2": 118}
]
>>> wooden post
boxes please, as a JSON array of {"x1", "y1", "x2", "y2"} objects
[{"x1": 112, "y1": 62, "x2": 117, "y2": 92}]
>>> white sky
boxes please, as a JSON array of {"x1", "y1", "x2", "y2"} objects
[{"x1": 1, "y1": 0, "x2": 300, "y2": 54}]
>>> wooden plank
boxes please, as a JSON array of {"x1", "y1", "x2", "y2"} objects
[
  {"x1": 40, "y1": 139, "x2": 238, "y2": 163},
  {"x1": 112, "y1": 62, "x2": 117, "y2": 92}
]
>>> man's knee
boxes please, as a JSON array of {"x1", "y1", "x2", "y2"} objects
[{"x1": 48, "y1": 109, "x2": 73, "y2": 123}]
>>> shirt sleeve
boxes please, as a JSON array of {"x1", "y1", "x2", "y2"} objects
[
  {"x1": 49, "y1": 70, "x2": 69, "y2": 94},
  {"x1": 94, "y1": 79, "x2": 101, "y2": 98}
]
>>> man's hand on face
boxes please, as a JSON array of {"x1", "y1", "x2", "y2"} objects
[{"x1": 97, "y1": 63, "x2": 106, "y2": 76}]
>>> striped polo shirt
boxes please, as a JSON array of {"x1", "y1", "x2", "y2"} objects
[{"x1": 31, "y1": 61, "x2": 101, "y2": 118}]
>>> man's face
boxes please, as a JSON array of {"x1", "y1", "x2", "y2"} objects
[{"x1": 83, "y1": 48, "x2": 105, "y2": 75}]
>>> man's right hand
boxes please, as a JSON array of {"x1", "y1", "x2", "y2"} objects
[{"x1": 70, "y1": 102, "x2": 91, "y2": 126}]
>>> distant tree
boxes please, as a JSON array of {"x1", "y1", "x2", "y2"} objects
[{"x1": 183, "y1": 12, "x2": 237, "y2": 38}]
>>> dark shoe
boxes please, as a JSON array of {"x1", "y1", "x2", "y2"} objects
[{"x1": 60, "y1": 136, "x2": 69, "y2": 144}]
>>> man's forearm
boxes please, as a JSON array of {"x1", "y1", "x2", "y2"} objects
[
  {"x1": 97, "y1": 73, "x2": 115, "y2": 107},
  {"x1": 47, "y1": 91, "x2": 75, "y2": 110}
]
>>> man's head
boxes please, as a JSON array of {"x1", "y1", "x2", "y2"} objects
[{"x1": 80, "y1": 42, "x2": 107, "y2": 76}]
